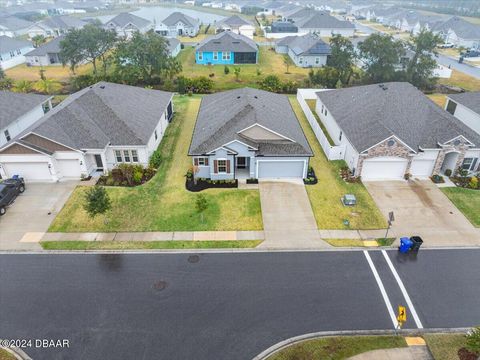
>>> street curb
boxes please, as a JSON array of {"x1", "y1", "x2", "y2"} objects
[
  {"x1": 1, "y1": 346, "x2": 32, "y2": 360},
  {"x1": 251, "y1": 328, "x2": 472, "y2": 360}
]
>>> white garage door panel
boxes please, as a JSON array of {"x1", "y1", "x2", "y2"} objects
[
  {"x1": 410, "y1": 159, "x2": 435, "y2": 178},
  {"x1": 56, "y1": 159, "x2": 81, "y2": 178},
  {"x1": 258, "y1": 161, "x2": 305, "y2": 178},
  {"x1": 3, "y1": 162, "x2": 51, "y2": 181},
  {"x1": 362, "y1": 157, "x2": 408, "y2": 181}
]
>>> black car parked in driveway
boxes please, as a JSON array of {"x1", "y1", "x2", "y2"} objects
[{"x1": 0, "y1": 177, "x2": 25, "y2": 216}]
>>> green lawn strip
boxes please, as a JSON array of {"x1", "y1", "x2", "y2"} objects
[
  {"x1": 40, "y1": 240, "x2": 263, "y2": 250},
  {"x1": 441, "y1": 187, "x2": 480, "y2": 227},
  {"x1": 289, "y1": 96, "x2": 387, "y2": 230},
  {"x1": 49, "y1": 95, "x2": 263, "y2": 232},
  {"x1": 423, "y1": 334, "x2": 468, "y2": 360},
  {"x1": 376, "y1": 237, "x2": 396, "y2": 246},
  {"x1": 325, "y1": 238, "x2": 396, "y2": 247},
  {"x1": 305, "y1": 99, "x2": 335, "y2": 145},
  {"x1": 0, "y1": 349, "x2": 16, "y2": 360},
  {"x1": 267, "y1": 335, "x2": 407, "y2": 360}
]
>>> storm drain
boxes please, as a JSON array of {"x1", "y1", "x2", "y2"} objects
[{"x1": 188, "y1": 255, "x2": 200, "y2": 263}]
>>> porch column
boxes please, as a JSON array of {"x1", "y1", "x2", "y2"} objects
[
  {"x1": 100, "y1": 152, "x2": 108, "y2": 174},
  {"x1": 250, "y1": 156, "x2": 255, "y2": 178}
]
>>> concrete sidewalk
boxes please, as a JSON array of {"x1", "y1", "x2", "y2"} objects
[{"x1": 348, "y1": 346, "x2": 432, "y2": 360}]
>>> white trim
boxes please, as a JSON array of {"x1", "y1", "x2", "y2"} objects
[
  {"x1": 361, "y1": 135, "x2": 417, "y2": 154},
  {"x1": 21, "y1": 131, "x2": 81, "y2": 153},
  {"x1": 206, "y1": 146, "x2": 238, "y2": 155},
  {"x1": 0, "y1": 141, "x2": 51, "y2": 156},
  {"x1": 256, "y1": 159, "x2": 307, "y2": 178},
  {"x1": 441, "y1": 135, "x2": 474, "y2": 147},
  {"x1": 237, "y1": 123, "x2": 295, "y2": 142},
  {"x1": 206, "y1": 139, "x2": 257, "y2": 154}
]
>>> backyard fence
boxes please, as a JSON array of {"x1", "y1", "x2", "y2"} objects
[{"x1": 297, "y1": 89, "x2": 345, "y2": 161}]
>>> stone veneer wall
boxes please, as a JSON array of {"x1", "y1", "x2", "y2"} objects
[{"x1": 432, "y1": 140, "x2": 470, "y2": 175}]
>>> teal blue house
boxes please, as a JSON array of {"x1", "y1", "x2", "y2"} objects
[{"x1": 195, "y1": 31, "x2": 258, "y2": 65}]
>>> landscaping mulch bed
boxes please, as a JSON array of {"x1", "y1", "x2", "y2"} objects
[
  {"x1": 304, "y1": 168, "x2": 318, "y2": 185},
  {"x1": 186, "y1": 178, "x2": 238, "y2": 192}
]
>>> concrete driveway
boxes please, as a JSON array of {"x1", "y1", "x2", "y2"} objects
[
  {"x1": 0, "y1": 181, "x2": 78, "y2": 250},
  {"x1": 258, "y1": 180, "x2": 328, "y2": 249},
  {"x1": 364, "y1": 180, "x2": 480, "y2": 246}
]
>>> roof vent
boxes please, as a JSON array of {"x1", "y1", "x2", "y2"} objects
[
  {"x1": 100, "y1": 85, "x2": 105, "y2": 89},
  {"x1": 237, "y1": 96, "x2": 241, "y2": 99},
  {"x1": 378, "y1": 84, "x2": 388, "y2": 90},
  {"x1": 254, "y1": 95, "x2": 258, "y2": 99}
]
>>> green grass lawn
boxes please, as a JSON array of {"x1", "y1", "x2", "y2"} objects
[
  {"x1": 49, "y1": 95, "x2": 263, "y2": 232},
  {"x1": 325, "y1": 238, "x2": 395, "y2": 247},
  {"x1": 267, "y1": 335, "x2": 407, "y2": 360},
  {"x1": 438, "y1": 70, "x2": 480, "y2": 92},
  {"x1": 306, "y1": 99, "x2": 335, "y2": 145},
  {"x1": 0, "y1": 349, "x2": 15, "y2": 360},
  {"x1": 41, "y1": 240, "x2": 262, "y2": 250},
  {"x1": 441, "y1": 187, "x2": 480, "y2": 227},
  {"x1": 423, "y1": 334, "x2": 468, "y2": 360},
  {"x1": 289, "y1": 97, "x2": 387, "y2": 230},
  {"x1": 177, "y1": 46, "x2": 310, "y2": 91}
]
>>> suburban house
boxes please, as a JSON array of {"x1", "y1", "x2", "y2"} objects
[
  {"x1": 270, "y1": 21, "x2": 298, "y2": 34},
  {"x1": 0, "y1": 35, "x2": 33, "y2": 69},
  {"x1": 195, "y1": 31, "x2": 258, "y2": 65},
  {"x1": 0, "y1": 82, "x2": 174, "y2": 182},
  {"x1": 314, "y1": 82, "x2": 480, "y2": 181},
  {"x1": 25, "y1": 35, "x2": 64, "y2": 66},
  {"x1": 166, "y1": 37, "x2": 181, "y2": 57},
  {"x1": 0, "y1": 91, "x2": 52, "y2": 149},
  {"x1": 0, "y1": 16, "x2": 33, "y2": 37},
  {"x1": 27, "y1": 16, "x2": 87, "y2": 38},
  {"x1": 275, "y1": 33, "x2": 331, "y2": 67},
  {"x1": 294, "y1": 12, "x2": 355, "y2": 37},
  {"x1": 432, "y1": 16, "x2": 480, "y2": 49},
  {"x1": 445, "y1": 92, "x2": 480, "y2": 136},
  {"x1": 156, "y1": 12, "x2": 200, "y2": 37},
  {"x1": 282, "y1": 7, "x2": 312, "y2": 22},
  {"x1": 188, "y1": 87, "x2": 313, "y2": 180},
  {"x1": 104, "y1": 12, "x2": 153, "y2": 38},
  {"x1": 215, "y1": 15, "x2": 255, "y2": 39}
]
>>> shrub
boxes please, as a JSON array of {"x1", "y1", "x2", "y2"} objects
[
  {"x1": 259, "y1": 75, "x2": 282, "y2": 92},
  {"x1": 176, "y1": 76, "x2": 214, "y2": 94},
  {"x1": 133, "y1": 169, "x2": 143, "y2": 184},
  {"x1": 83, "y1": 186, "x2": 111, "y2": 219},
  {"x1": 105, "y1": 177, "x2": 115, "y2": 186},
  {"x1": 185, "y1": 168, "x2": 194, "y2": 180},
  {"x1": 149, "y1": 149, "x2": 162, "y2": 168},
  {"x1": 444, "y1": 169, "x2": 452, "y2": 177},
  {"x1": 209, "y1": 73, "x2": 215, "y2": 78},
  {"x1": 224, "y1": 66, "x2": 230, "y2": 74},
  {"x1": 466, "y1": 326, "x2": 480, "y2": 355},
  {"x1": 469, "y1": 176, "x2": 479, "y2": 189}
]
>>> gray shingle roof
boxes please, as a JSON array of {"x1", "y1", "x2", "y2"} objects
[
  {"x1": 0, "y1": 16, "x2": 33, "y2": 31},
  {"x1": 106, "y1": 12, "x2": 151, "y2": 29},
  {"x1": 189, "y1": 87, "x2": 313, "y2": 156},
  {"x1": 161, "y1": 12, "x2": 199, "y2": 28},
  {"x1": 0, "y1": 35, "x2": 32, "y2": 54},
  {"x1": 36, "y1": 16, "x2": 87, "y2": 30},
  {"x1": 277, "y1": 33, "x2": 331, "y2": 56},
  {"x1": 295, "y1": 11, "x2": 354, "y2": 29},
  {"x1": 432, "y1": 16, "x2": 480, "y2": 40},
  {"x1": 0, "y1": 91, "x2": 49, "y2": 130},
  {"x1": 317, "y1": 82, "x2": 480, "y2": 153},
  {"x1": 196, "y1": 31, "x2": 257, "y2": 52},
  {"x1": 217, "y1": 15, "x2": 252, "y2": 28},
  {"x1": 25, "y1": 35, "x2": 63, "y2": 56},
  {"x1": 166, "y1": 37, "x2": 180, "y2": 53},
  {"x1": 16, "y1": 82, "x2": 173, "y2": 150},
  {"x1": 448, "y1": 91, "x2": 480, "y2": 115}
]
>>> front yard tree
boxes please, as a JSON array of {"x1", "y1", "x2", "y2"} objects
[
  {"x1": 195, "y1": 194, "x2": 208, "y2": 223},
  {"x1": 233, "y1": 66, "x2": 241, "y2": 81},
  {"x1": 32, "y1": 34, "x2": 46, "y2": 48},
  {"x1": 84, "y1": 186, "x2": 111, "y2": 220},
  {"x1": 327, "y1": 34, "x2": 356, "y2": 85},
  {"x1": 60, "y1": 29, "x2": 85, "y2": 74}
]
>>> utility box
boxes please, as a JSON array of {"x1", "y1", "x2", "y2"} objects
[{"x1": 342, "y1": 194, "x2": 357, "y2": 206}]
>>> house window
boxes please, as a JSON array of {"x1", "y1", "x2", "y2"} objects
[
  {"x1": 339, "y1": 131, "x2": 342, "y2": 141},
  {"x1": 213, "y1": 52, "x2": 218, "y2": 60},
  {"x1": 315, "y1": 57, "x2": 320, "y2": 64},
  {"x1": 154, "y1": 130, "x2": 158, "y2": 140},
  {"x1": 446, "y1": 100, "x2": 457, "y2": 115},
  {"x1": 123, "y1": 150, "x2": 130, "y2": 162},
  {"x1": 198, "y1": 157, "x2": 209, "y2": 166},
  {"x1": 321, "y1": 105, "x2": 324, "y2": 113},
  {"x1": 115, "y1": 150, "x2": 122, "y2": 162},
  {"x1": 198, "y1": 52, "x2": 203, "y2": 60},
  {"x1": 16, "y1": 49, "x2": 21, "y2": 55},
  {"x1": 299, "y1": 57, "x2": 303, "y2": 64},
  {"x1": 462, "y1": 158, "x2": 478, "y2": 171},
  {"x1": 131, "y1": 150, "x2": 139, "y2": 162},
  {"x1": 4, "y1": 130, "x2": 11, "y2": 142},
  {"x1": 222, "y1": 52, "x2": 231, "y2": 60},
  {"x1": 217, "y1": 159, "x2": 227, "y2": 173},
  {"x1": 325, "y1": 109, "x2": 328, "y2": 116}
]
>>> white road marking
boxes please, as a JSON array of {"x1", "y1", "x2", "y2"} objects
[
  {"x1": 363, "y1": 250, "x2": 397, "y2": 327},
  {"x1": 382, "y1": 250, "x2": 424, "y2": 329}
]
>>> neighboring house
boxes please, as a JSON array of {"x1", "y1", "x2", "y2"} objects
[
  {"x1": 275, "y1": 33, "x2": 331, "y2": 67},
  {"x1": 270, "y1": 21, "x2": 298, "y2": 34},
  {"x1": 0, "y1": 35, "x2": 33, "y2": 69},
  {"x1": 195, "y1": 31, "x2": 258, "y2": 65},
  {"x1": 188, "y1": 88, "x2": 313, "y2": 180},
  {"x1": 294, "y1": 11, "x2": 355, "y2": 37},
  {"x1": 314, "y1": 82, "x2": 480, "y2": 180},
  {"x1": 166, "y1": 37, "x2": 181, "y2": 57},
  {"x1": 25, "y1": 35, "x2": 64, "y2": 66},
  {"x1": 27, "y1": 16, "x2": 87, "y2": 38},
  {"x1": 215, "y1": 15, "x2": 255, "y2": 39},
  {"x1": 0, "y1": 16, "x2": 33, "y2": 37},
  {"x1": 0, "y1": 82, "x2": 174, "y2": 182},
  {"x1": 282, "y1": 7, "x2": 312, "y2": 22},
  {"x1": 432, "y1": 16, "x2": 480, "y2": 49},
  {"x1": 0, "y1": 91, "x2": 52, "y2": 149},
  {"x1": 445, "y1": 92, "x2": 480, "y2": 137},
  {"x1": 156, "y1": 12, "x2": 200, "y2": 37},
  {"x1": 104, "y1": 12, "x2": 152, "y2": 38}
]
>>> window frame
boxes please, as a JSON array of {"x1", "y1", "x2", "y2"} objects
[
  {"x1": 115, "y1": 150, "x2": 122, "y2": 163},
  {"x1": 115, "y1": 149, "x2": 139, "y2": 163},
  {"x1": 131, "y1": 150, "x2": 139, "y2": 162},
  {"x1": 4, "y1": 129, "x2": 11, "y2": 142},
  {"x1": 217, "y1": 159, "x2": 227, "y2": 173},
  {"x1": 462, "y1": 157, "x2": 477, "y2": 171},
  {"x1": 213, "y1": 51, "x2": 218, "y2": 60},
  {"x1": 198, "y1": 52, "x2": 203, "y2": 61},
  {"x1": 197, "y1": 157, "x2": 208, "y2": 166}
]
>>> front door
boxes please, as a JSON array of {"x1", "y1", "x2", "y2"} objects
[
  {"x1": 94, "y1": 154, "x2": 104, "y2": 169},
  {"x1": 237, "y1": 157, "x2": 246, "y2": 169}
]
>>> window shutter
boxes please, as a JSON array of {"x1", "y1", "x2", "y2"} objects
[
  {"x1": 194, "y1": 158, "x2": 199, "y2": 166},
  {"x1": 226, "y1": 160, "x2": 230, "y2": 173},
  {"x1": 205, "y1": 157, "x2": 209, "y2": 166},
  {"x1": 214, "y1": 160, "x2": 218, "y2": 174}
]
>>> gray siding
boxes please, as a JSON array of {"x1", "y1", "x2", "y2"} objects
[{"x1": 288, "y1": 48, "x2": 328, "y2": 67}]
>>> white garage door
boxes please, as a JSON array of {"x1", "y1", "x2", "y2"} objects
[
  {"x1": 361, "y1": 157, "x2": 408, "y2": 181},
  {"x1": 56, "y1": 159, "x2": 81, "y2": 178},
  {"x1": 258, "y1": 160, "x2": 305, "y2": 179},
  {"x1": 410, "y1": 159, "x2": 435, "y2": 178},
  {"x1": 3, "y1": 162, "x2": 52, "y2": 181}
]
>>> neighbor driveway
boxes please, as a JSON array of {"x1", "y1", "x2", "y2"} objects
[
  {"x1": 0, "y1": 181, "x2": 78, "y2": 250},
  {"x1": 365, "y1": 180, "x2": 480, "y2": 246},
  {"x1": 258, "y1": 180, "x2": 329, "y2": 249}
]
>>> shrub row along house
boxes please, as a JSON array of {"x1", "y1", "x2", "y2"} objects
[
  {"x1": 189, "y1": 88, "x2": 313, "y2": 180},
  {"x1": 0, "y1": 82, "x2": 173, "y2": 182},
  {"x1": 314, "y1": 82, "x2": 480, "y2": 181},
  {"x1": 275, "y1": 33, "x2": 331, "y2": 68}
]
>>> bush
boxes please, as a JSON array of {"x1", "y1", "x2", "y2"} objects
[
  {"x1": 466, "y1": 327, "x2": 480, "y2": 355},
  {"x1": 259, "y1": 75, "x2": 282, "y2": 92},
  {"x1": 445, "y1": 169, "x2": 452, "y2": 177},
  {"x1": 224, "y1": 66, "x2": 230, "y2": 75},
  {"x1": 149, "y1": 149, "x2": 162, "y2": 168},
  {"x1": 469, "y1": 176, "x2": 479, "y2": 189},
  {"x1": 176, "y1": 76, "x2": 214, "y2": 94},
  {"x1": 133, "y1": 169, "x2": 143, "y2": 184}
]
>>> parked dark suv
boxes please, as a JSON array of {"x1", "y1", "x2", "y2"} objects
[{"x1": 0, "y1": 177, "x2": 25, "y2": 216}]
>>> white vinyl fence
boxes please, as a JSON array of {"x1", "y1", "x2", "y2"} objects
[{"x1": 297, "y1": 89, "x2": 345, "y2": 160}]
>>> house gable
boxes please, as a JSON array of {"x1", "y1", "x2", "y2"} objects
[
  {"x1": 0, "y1": 142, "x2": 45, "y2": 155},
  {"x1": 22, "y1": 133, "x2": 75, "y2": 152},
  {"x1": 238, "y1": 124, "x2": 292, "y2": 142}
]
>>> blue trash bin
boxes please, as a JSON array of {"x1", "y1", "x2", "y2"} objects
[{"x1": 399, "y1": 237, "x2": 413, "y2": 253}]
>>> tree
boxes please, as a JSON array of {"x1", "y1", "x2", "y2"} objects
[
  {"x1": 83, "y1": 186, "x2": 111, "y2": 220},
  {"x1": 283, "y1": 55, "x2": 293, "y2": 74},
  {"x1": 466, "y1": 326, "x2": 480, "y2": 355},
  {"x1": 327, "y1": 34, "x2": 356, "y2": 85},
  {"x1": 32, "y1": 34, "x2": 46, "y2": 48},
  {"x1": 12, "y1": 80, "x2": 33, "y2": 93},
  {"x1": 34, "y1": 78, "x2": 61, "y2": 94},
  {"x1": 233, "y1": 66, "x2": 241, "y2": 81},
  {"x1": 195, "y1": 194, "x2": 208, "y2": 223},
  {"x1": 114, "y1": 30, "x2": 182, "y2": 84},
  {"x1": 358, "y1": 33, "x2": 405, "y2": 83},
  {"x1": 259, "y1": 74, "x2": 282, "y2": 92},
  {"x1": 308, "y1": 67, "x2": 341, "y2": 88},
  {"x1": 0, "y1": 65, "x2": 4, "y2": 80},
  {"x1": 59, "y1": 28, "x2": 85, "y2": 74}
]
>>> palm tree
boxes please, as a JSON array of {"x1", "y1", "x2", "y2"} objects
[
  {"x1": 34, "y1": 78, "x2": 61, "y2": 94},
  {"x1": 12, "y1": 80, "x2": 33, "y2": 93}
]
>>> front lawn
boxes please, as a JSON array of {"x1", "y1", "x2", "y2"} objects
[
  {"x1": 441, "y1": 187, "x2": 480, "y2": 227},
  {"x1": 0, "y1": 349, "x2": 16, "y2": 360},
  {"x1": 177, "y1": 46, "x2": 309, "y2": 91},
  {"x1": 439, "y1": 69, "x2": 480, "y2": 92},
  {"x1": 289, "y1": 97, "x2": 387, "y2": 230},
  {"x1": 5, "y1": 63, "x2": 94, "y2": 82},
  {"x1": 423, "y1": 334, "x2": 468, "y2": 360},
  {"x1": 49, "y1": 95, "x2": 263, "y2": 232},
  {"x1": 267, "y1": 335, "x2": 407, "y2": 360}
]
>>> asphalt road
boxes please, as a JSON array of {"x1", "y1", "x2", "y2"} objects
[
  {"x1": 436, "y1": 54, "x2": 480, "y2": 79},
  {"x1": 0, "y1": 249, "x2": 479, "y2": 360}
]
